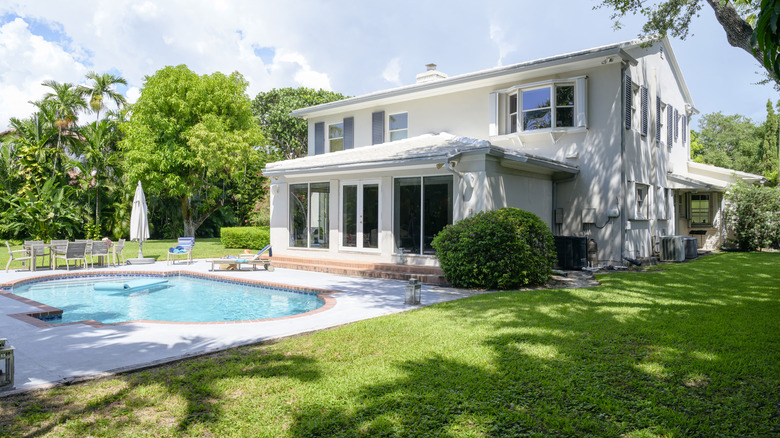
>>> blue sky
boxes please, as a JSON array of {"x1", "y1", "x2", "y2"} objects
[{"x1": 0, "y1": 0, "x2": 777, "y2": 132}]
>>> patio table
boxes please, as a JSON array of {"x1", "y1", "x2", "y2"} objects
[{"x1": 22, "y1": 243, "x2": 50, "y2": 272}]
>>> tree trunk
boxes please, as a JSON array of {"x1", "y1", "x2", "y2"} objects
[
  {"x1": 180, "y1": 196, "x2": 225, "y2": 237},
  {"x1": 705, "y1": 0, "x2": 765, "y2": 67}
]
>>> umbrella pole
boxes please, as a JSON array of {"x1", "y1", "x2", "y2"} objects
[{"x1": 138, "y1": 241, "x2": 143, "y2": 259}]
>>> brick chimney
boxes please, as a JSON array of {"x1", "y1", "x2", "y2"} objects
[{"x1": 416, "y1": 63, "x2": 448, "y2": 84}]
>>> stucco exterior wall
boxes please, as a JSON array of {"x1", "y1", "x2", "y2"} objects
[{"x1": 280, "y1": 39, "x2": 701, "y2": 266}]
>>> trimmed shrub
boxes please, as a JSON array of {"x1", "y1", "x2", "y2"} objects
[
  {"x1": 220, "y1": 226, "x2": 270, "y2": 249},
  {"x1": 432, "y1": 208, "x2": 556, "y2": 289}
]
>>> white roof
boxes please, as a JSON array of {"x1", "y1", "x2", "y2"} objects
[
  {"x1": 263, "y1": 132, "x2": 578, "y2": 178},
  {"x1": 669, "y1": 161, "x2": 765, "y2": 190}
]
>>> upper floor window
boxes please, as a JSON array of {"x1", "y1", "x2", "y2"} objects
[
  {"x1": 329, "y1": 123, "x2": 344, "y2": 152},
  {"x1": 389, "y1": 113, "x2": 408, "y2": 141},
  {"x1": 490, "y1": 76, "x2": 586, "y2": 137}
]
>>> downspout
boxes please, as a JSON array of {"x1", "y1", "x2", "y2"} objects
[{"x1": 620, "y1": 62, "x2": 628, "y2": 264}]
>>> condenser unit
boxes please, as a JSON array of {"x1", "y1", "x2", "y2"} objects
[
  {"x1": 683, "y1": 237, "x2": 698, "y2": 259},
  {"x1": 661, "y1": 236, "x2": 685, "y2": 262},
  {"x1": 554, "y1": 236, "x2": 587, "y2": 270}
]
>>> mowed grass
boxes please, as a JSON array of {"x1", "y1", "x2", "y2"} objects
[{"x1": 1, "y1": 252, "x2": 778, "y2": 436}]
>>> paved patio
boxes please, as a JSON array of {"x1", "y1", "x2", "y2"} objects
[{"x1": 0, "y1": 260, "x2": 479, "y2": 395}]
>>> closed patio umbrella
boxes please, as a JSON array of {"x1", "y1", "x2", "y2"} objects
[{"x1": 129, "y1": 181, "x2": 152, "y2": 263}]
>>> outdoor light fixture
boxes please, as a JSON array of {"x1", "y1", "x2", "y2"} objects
[
  {"x1": 404, "y1": 278, "x2": 421, "y2": 305},
  {"x1": 0, "y1": 338, "x2": 14, "y2": 392}
]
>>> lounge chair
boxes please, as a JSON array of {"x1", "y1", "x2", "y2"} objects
[
  {"x1": 56, "y1": 241, "x2": 88, "y2": 271},
  {"x1": 5, "y1": 241, "x2": 33, "y2": 273},
  {"x1": 167, "y1": 237, "x2": 195, "y2": 265},
  {"x1": 209, "y1": 245, "x2": 274, "y2": 272}
]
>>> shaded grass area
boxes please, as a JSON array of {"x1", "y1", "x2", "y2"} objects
[
  {"x1": 1, "y1": 252, "x2": 778, "y2": 436},
  {"x1": 1, "y1": 238, "x2": 246, "y2": 269}
]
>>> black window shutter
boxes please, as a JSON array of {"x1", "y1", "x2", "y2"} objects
[
  {"x1": 624, "y1": 73, "x2": 632, "y2": 130},
  {"x1": 372, "y1": 111, "x2": 385, "y2": 145},
  {"x1": 674, "y1": 108, "x2": 679, "y2": 139},
  {"x1": 343, "y1": 117, "x2": 354, "y2": 150},
  {"x1": 655, "y1": 98, "x2": 662, "y2": 143},
  {"x1": 682, "y1": 115, "x2": 687, "y2": 143},
  {"x1": 667, "y1": 105, "x2": 673, "y2": 146},
  {"x1": 640, "y1": 86, "x2": 648, "y2": 136},
  {"x1": 314, "y1": 122, "x2": 324, "y2": 155}
]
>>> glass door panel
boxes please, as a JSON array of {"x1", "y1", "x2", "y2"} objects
[{"x1": 342, "y1": 181, "x2": 380, "y2": 250}]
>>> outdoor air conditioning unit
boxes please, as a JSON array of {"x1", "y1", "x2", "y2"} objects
[
  {"x1": 661, "y1": 236, "x2": 685, "y2": 262},
  {"x1": 554, "y1": 236, "x2": 587, "y2": 270},
  {"x1": 683, "y1": 237, "x2": 698, "y2": 259}
]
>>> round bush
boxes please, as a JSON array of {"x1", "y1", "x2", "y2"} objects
[{"x1": 431, "y1": 208, "x2": 556, "y2": 289}]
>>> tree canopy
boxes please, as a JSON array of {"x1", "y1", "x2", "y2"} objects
[
  {"x1": 252, "y1": 87, "x2": 347, "y2": 160},
  {"x1": 598, "y1": 0, "x2": 780, "y2": 85},
  {"x1": 121, "y1": 65, "x2": 264, "y2": 237},
  {"x1": 691, "y1": 100, "x2": 780, "y2": 184}
]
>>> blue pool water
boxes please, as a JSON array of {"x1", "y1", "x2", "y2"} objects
[{"x1": 11, "y1": 275, "x2": 324, "y2": 324}]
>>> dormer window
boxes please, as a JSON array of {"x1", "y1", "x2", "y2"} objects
[{"x1": 490, "y1": 76, "x2": 586, "y2": 137}]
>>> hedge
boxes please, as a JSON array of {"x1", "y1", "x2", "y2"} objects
[{"x1": 220, "y1": 226, "x2": 270, "y2": 249}]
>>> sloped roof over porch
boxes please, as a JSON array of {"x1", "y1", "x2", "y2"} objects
[
  {"x1": 668, "y1": 161, "x2": 765, "y2": 191},
  {"x1": 263, "y1": 132, "x2": 578, "y2": 179}
]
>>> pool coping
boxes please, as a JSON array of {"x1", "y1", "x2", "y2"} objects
[{"x1": 0, "y1": 270, "x2": 338, "y2": 328}]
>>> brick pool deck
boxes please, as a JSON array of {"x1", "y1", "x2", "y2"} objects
[{"x1": 0, "y1": 259, "x2": 480, "y2": 395}]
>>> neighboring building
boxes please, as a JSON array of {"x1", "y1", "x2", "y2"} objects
[{"x1": 263, "y1": 37, "x2": 763, "y2": 268}]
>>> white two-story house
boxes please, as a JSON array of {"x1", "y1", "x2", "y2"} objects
[{"x1": 263, "y1": 37, "x2": 763, "y2": 270}]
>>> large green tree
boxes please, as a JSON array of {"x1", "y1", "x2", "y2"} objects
[
  {"x1": 598, "y1": 0, "x2": 780, "y2": 85},
  {"x1": 692, "y1": 111, "x2": 762, "y2": 172},
  {"x1": 121, "y1": 65, "x2": 264, "y2": 237},
  {"x1": 252, "y1": 87, "x2": 346, "y2": 160}
]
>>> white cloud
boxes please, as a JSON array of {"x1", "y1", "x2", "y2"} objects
[
  {"x1": 488, "y1": 22, "x2": 515, "y2": 67},
  {"x1": 382, "y1": 57, "x2": 402, "y2": 86},
  {"x1": 0, "y1": 17, "x2": 88, "y2": 129}
]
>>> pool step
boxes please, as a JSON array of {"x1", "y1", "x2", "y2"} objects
[{"x1": 268, "y1": 255, "x2": 449, "y2": 285}]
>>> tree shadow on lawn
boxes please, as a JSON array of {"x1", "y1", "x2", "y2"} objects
[
  {"x1": 290, "y1": 252, "x2": 780, "y2": 437},
  {"x1": 2, "y1": 346, "x2": 321, "y2": 437}
]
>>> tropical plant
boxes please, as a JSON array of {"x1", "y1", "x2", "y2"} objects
[
  {"x1": 78, "y1": 71, "x2": 128, "y2": 122},
  {"x1": 0, "y1": 179, "x2": 83, "y2": 240}
]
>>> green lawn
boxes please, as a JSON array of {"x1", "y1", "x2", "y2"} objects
[
  {"x1": 1, "y1": 252, "x2": 778, "y2": 436},
  {"x1": 1, "y1": 238, "x2": 248, "y2": 270}
]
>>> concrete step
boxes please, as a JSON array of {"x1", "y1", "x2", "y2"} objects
[{"x1": 269, "y1": 255, "x2": 449, "y2": 285}]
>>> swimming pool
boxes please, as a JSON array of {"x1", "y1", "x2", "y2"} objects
[{"x1": 8, "y1": 274, "x2": 325, "y2": 324}]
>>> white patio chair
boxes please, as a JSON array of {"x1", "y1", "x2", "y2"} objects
[
  {"x1": 112, "y1": 239, "x2": 126, "y2": 266},
  {"x1": 5, "y1": 241, "x2": 33, "y2": 273}
]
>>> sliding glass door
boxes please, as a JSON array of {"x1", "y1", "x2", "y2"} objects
[{"x1": 394, "y1": 176, "x2": 453, "y2": 255}]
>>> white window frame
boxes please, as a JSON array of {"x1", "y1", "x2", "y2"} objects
[
  {"x1": 388, "y1": 112, "x2": 408, "y2": 142},
  {"x1": 636, "y1": 183, "x2": 649, "y2": 220},
  {"x1": 339, "y1": 179, "x2": 382, "y2": 253},
  {"x1": 328, "y1": 122, "x2": 344, "y2": 152},
  {"x1": 494, "y1": 76, "x2": 587, "y2": 136}
]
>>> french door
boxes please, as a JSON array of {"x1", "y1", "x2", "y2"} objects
[{"x1": 341, "y1": 180, "x2": 380, "y2": 250}]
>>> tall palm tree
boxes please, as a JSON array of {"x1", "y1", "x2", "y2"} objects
[
  {"x1": 79, "y1": 72, "x2": 128, "y2": 122},
  {"x1": 78, "y1": 119, "x2": 122, "y2": 230},
  {"x1": 40, "y1": 80, "x2": 88, "y2": 177}
]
